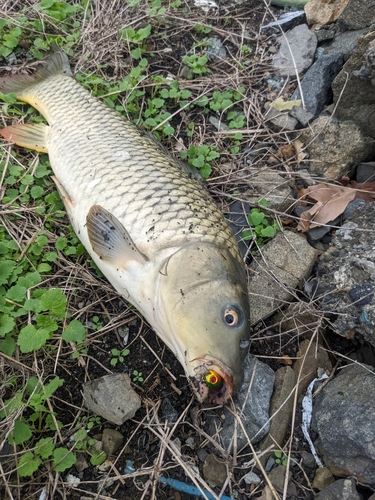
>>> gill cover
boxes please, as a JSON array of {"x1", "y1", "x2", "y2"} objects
[{"x1": 157, "y1": 242, "x2": 250, "y2": 396}]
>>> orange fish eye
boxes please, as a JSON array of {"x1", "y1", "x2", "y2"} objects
[
  {"x1": 223, "y1": 307, "x2": 239, "y2": 327},
  {"x1": 204, "y1": 370, "x2": 222, "y2": 388}
]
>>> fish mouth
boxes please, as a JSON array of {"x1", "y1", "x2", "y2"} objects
[{"x1": 191, "y1": 355, "x2": 238, "y2": 405}]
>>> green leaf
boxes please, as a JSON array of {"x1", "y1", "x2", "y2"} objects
[
  {"x1": 36, "y1": 437, "x2": 54, "y2": 459},
  {"x1": 0, "y1": 392, "x2": 23, "y2": 418},
  {"x1": 0, "y1": 260, "x2": 16, "y2": 285},
  {"x1": 30, "y1": 185, "x2": 44, "y2": 199},
  {"x1": 52, "y1": 447, "x2": 76, "y2": 472},
  {"x1": 17, "y1": 325, "x2": 51, "y2": 353},
  {"x1": 39, "y1": 288, "x2": 66, "y2": 318},
  {"x1": 0, "y1": 335, "x2": 16, "y2": 356},
  {"x1": 0, "y1": 314, "x2": 16, "y2": 336},
  {"x1": 6, "y1": 285, "x2": 27, "y2": 302},
  {"x1": 248, "y1": 210, "x2": 265, "y2": 226},
  {"x1": 43, "y1": 376, "x2": 63, "y2": 399},
  {"x1": 90, "y1": 449, "x2": 107, "y2": 466},
  {"x1": 199, "y1": 164, "x2": 212, "y2": 179},
  {"x1": 37, "y1": 263, "x2": 52, "y2": 273},
  {"x1": 9, "y1": 419, "x2": 32, "y2": 445},
  {"x1": 55, "y1": 237, "x2": 67, "y2": 250},
  {"x1": 18, "y1": 452, "x2": 41, "y2": 477},
  {"x1": 62, "y1": 320, "x2": 86, "y2": 342},
  {"x1": 260, "y1": 226, "x2": 276, "y2": 238}
]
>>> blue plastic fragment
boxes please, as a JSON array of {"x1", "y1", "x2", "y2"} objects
[
  {"x1": 124, "y1": 460, "x2": 135, "y2": 474},
  {"x1": 159, "y1": 476, "x2": 234, "y2": 500}
]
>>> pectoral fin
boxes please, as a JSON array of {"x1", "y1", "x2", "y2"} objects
[
  {"x1": 0, "y1": 123, "x2": 49, "y2": 153},
  {"x1": 86, "y1": 205, "x2": 148, "y2": 267}
]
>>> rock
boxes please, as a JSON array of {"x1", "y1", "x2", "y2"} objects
[
  {"x1": 82, "y1": 373, "x2": 141, "y2": 425},
  {"x1": 293, "y1": 340, "x2": 332, "y2": 396},
  {"x1": 312, "y1": 467, "x2": 336, "y2": 491},
  {"x1": 74, "y1": 453, "x2": 89, "y2": 473},
  {"x1": 356, "y1": 161, "x2": 375, "y2": 182},
  {"x1": 248, "y1": 231, "x2": 318, "y2": 325},
  {"x1": 268, "y1": 466, "x2": 297, "y2": 497},
  {"x1": 332, "y1": 31, "x2": 375, "y2": 139},
  {"x1": 304, "y1": 0, "x2": 348, "y2": 27},
  {"x1": 101, "y1": 428, "x2": 124, "y2": 456},
  {"x1": 243, "y1": 170, "x2": 294, "y2": 213},
  {"x1": 290, "y1": 52, "x2": 343, "y2": 126},
  {"x1": 321, "y1": 29, "x2": 368, "y2": 61},
  {"x1": 258, "y1": 366, "x2": 296, "y2": 465},
  {"x1": 312, "y1": 363, "x2": 375, "y2": 488},
  {"x1": 264, "y1": 105, "x2": 299, "y2": 131},
  {"x1": 259, "y1": 485, "x2": 274, "y2": 500},
  {"x1": 160, "y1": 397, "x2": 179, "y2": 422},
  {"x1": 261, "y1": 11, "x2": 306, "y2": 35},
  {"x1": 314, "y1": 28, "x2": 336, "y2": 43},
  {"x1": 314, "y1": 204, "x2": 375, "y2": 347},
  {"x1": 243, "y1": 471, "x2": 261, "y2": 484},
  {"x1": 336, "y1": 0, "x2": 375, "y2": 31},
  {"x1": 314, "y1": 478, "x2": 363, "y2": 500},
  {"x1": 273, "y1": 24, "x2": 317, "y2": 77},
  {"x1": 202, "y1": 454, "x2": 227, "y2": 488},
  {"x1": 206, "y1": 355, "x2": 275, "y2": 449},
  {"x1": 208, "y1": 115, "x2": 228, "y2": 131},
  {"x1": 299, "y1": 115, "x2": 375, "y2": 180},
  {"x1": 301, "y1": 451, "x2": 316, "y2": 470}
]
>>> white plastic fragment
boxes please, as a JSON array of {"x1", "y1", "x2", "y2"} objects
[
  {"x1": 66, "y1": 474, "x2": 81, "y2": 487},
  {"x1": 193, "y1": 0, "x2": 218, "y2": 11},
  {"x1": 38, "y1": 487, "x2": 48, "y2": 500},
  {"x1": 301, "y1": 373, "x2": 329, "y2": 468}
]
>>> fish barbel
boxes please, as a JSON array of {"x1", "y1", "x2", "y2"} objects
[{"x1": 0, "y1": 47, "x2": 250, "y2": 404}]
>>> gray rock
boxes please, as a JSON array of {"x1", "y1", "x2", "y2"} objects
[
  {"x1": 261, "y1": 10, "x2": 306, "y2": 35},
  {"x1": 314, "y1": 28, "x2": 336, "y2": 44},
  {"x1": 315, "y1": 478, "x2": 363, "y2": 500},
  {"x1": 300, "y1": 116, "x2": 375, "y2": 180},
  {"x1": 293, "y1": 340, "x2": 332, "y2": 397},
  {"x1": 356, "y1": 161, "x2": 375, "y2": 182},
  {"x1": 202, "y1": 454, "x2": 227, "y2": 488},
  {"x1": 314, "y1": 203, "x2": 375, "y2": 347},
  {"x1": 273, "y1": 24, "x2": 317, "y2": 77},
  {"x1": 342, "y1": 198, "x2": 366, "y2": 220},
  {"x1": 82, "y1": 373, "x2": 141, "y2": 425},
  {"x1": 290, "y1": 52, "x2": 343, "y2": 126},
  {"x1": 265, "y1": 105, "x2": 299, "y2": 131},
  {"x1": 301, "y1": 451, "x2": 316, "y2": 470},
  {"x1": 321, "y1": 29, "x2": 368, "y2": 61},
  {"x1": 248, "y1": 231, "x2": 318, "y2": 324},
  {"x1": 336, "y1": 0, "x2": 375, "y2": 31},
  {"x1": 312, "y1": 363, "x2": 375, "y2": 488},
  {"x1": 268, "y1": 466, "x2": 297, "y2": 497},
  {"x1": 207, "y1": 354, "x2": 275, "y2": 449},
  {"x1": 332, "y1": 31, "x2": 375, "y2": 138},
  {"x1": 160, "y1": 397, "x2": 179, "y2": 422},
  {"x1": 258, "y1": 366, "x2": 296, "y2": 465},
  {"x1": 101, "y1": 428, "x2": 124, "y2": 456},
  {"x1": 243, "y1": 170, "x2": 294, "y2": 214},
  {"x1": 243, "y1": 471, "x2": 261, "y2": 484},
  {"x1": 312, "y1": 468, "x2": 336, "y2": 492}
]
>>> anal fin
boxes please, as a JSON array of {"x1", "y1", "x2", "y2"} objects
[
  {"x1": 0, "y1": 123, "x2": 49, "y2": 153},
  {"x1": 86, "y1": 205, "x2": 148, "y2": 268}
]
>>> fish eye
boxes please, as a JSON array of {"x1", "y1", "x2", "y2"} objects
[{"x1": 222, "y1": 305, "x2": 243, "y2": 327}]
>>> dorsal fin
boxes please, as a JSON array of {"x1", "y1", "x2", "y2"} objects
[{"x1": 0, "y1": 45, "x2": 72, "y2": 98}]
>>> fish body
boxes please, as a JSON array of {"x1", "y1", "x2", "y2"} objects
[{"x1": 0, "y1": 47, "x2": 250, "y2": 403}]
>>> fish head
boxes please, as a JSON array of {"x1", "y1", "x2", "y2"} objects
[{"x1": 157, "y1": 242, "x2": 250, "y2": 404}]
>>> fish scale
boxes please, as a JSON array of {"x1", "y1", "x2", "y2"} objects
[{"x1": 0, "y1": 46, "x2": 250, "y2": 404}]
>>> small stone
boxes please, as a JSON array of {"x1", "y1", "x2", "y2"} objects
[
  {"x1": 82, "y1": 373, "x2": 141, "y2": 425},
  {"x1": 261, "y1": 10, "x2": 306, "y2": 35},
  {"x1": 160, "y1": 397, "x2": 179, "y2": 422},
  {"x1": 206, "y1": 37, "x2": 226, "y2": 60},
  {"x1": 185, "y1": 437, "x2": 195, "y2": 449},
  {"x1": 301, "y1": 451, "x2": 316, "y2": 470},
  {"x1": 264, "y1": 106, "x2": 298, "y2": 131},
  {"x1": 267, "y1": 465, "x2": 291, "y2": 492},
  {"x1": 356, "y1": 161, "x2": 375, "y2": 182},
  {"x1": 202, "y1": 454, "x2": 227, "y2": 488},
  {"x1": 243, "y1": 471, "x2": 261, "y2": 485},
  {"x1": 315, "y1": 478, "x2": 362, "y2": 499},
  {"x1": 75, "y1": 454, "x2": 90, "y2": 473},
  {"x1": 197, "y1": 448, "x2": 208, "y2": 463},
  {"x1": 312, "y1": 467, "x2": 336, "y2": 491},
  {"x1": 101, "y1": 428, "x2": 124, "y2": 456}
]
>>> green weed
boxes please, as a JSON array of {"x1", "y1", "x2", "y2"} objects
[
  {"x1": 241, "y1": 200, "x2": 281, "y2": 247},
  {"x1": 110, "y1": 347, "x2": 130, "y2": 366},
  {"x1": 180, "y1": 144, "x2": 220, "y2": 179},
  {"x1": 132, "y1": 370, "x2": 144, "y2": 383}
]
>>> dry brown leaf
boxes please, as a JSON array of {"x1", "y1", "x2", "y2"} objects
[
  {"x1": 297, "y1": 184, "x2": 356, "y2": 231},
  {"x1": 293, "y1": 139, "x2": 306, "y2": 164}
]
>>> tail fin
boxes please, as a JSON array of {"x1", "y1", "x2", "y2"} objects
[{"x1": 0, "y1": 45, "x2": 72, "y2": 97}]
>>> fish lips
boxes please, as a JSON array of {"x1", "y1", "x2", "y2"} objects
[{"x1": 191, "y1": 355, "x2": 243, "y2": 405}]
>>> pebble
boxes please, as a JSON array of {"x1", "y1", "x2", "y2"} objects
[
  {"x1": 202, "y1": 454, "x2": 227, "y2": 488},
  {"x1": 101, "y1": 428, "x2": 124, "y2": 456}
]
